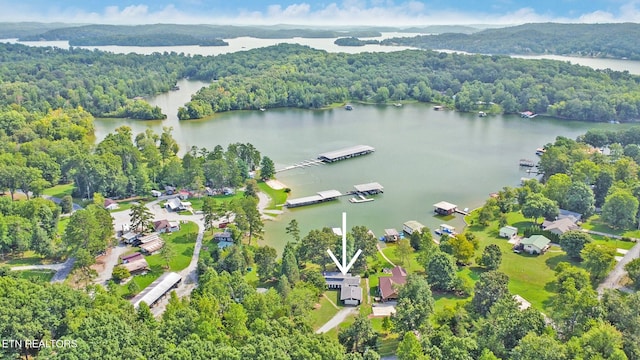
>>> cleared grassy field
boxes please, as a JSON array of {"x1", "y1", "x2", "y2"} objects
[
  {"x1": 42, "y1": 183, "x2": 74, "y2": 198},
  {"x1": 582, "y1": 215, "x2": 640, "y2": 239},
  {"x1": 13, "y1": 269, "x2": 55, "y2": 282},
  {"x1": 310, "y1": 293, "x2": 340, "y2": 331}
]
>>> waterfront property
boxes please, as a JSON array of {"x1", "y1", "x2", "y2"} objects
[
  {"x1": 542, "y1": 218, "x2": 579, "y2": 236},
  {"x1": 402, "y1": 220, "x2": 425, "y2": 235},
  {"x1": 434, "y1": 201, "x2": 457, "y2": 216},
  {"x1": 285, "y1": 189, "x2": 342, "y2": 208},
  {"x1": 323, "y1": 272, "x2": 363, "y2": 306},
  {"x1": 499, "y1": 225, "x2": 519, "y2": 239},
  {"x1": 520, "y1": 235, "x2": 551, "y2": 254},
  {"x1": 132, "y1": 272, "x2": 182, "y2": 309},
  {"x1": 378, "y1": 266, "x2": 408, "y2": 302},
  {"x1": 317, "y1": 145, "x2": 374, "y2": 163}
]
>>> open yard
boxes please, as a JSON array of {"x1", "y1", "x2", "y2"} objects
[
  {"x1": 13, "y1": 269, "x2": 55, "y2": 282},
  {"x1": 582, "y1": 215, "x2": 640, "y2": 239},
  {"x1": 42, "y1": 183, "x2": 75, "y2": 198}
]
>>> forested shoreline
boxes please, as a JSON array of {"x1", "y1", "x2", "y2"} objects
[
  {"x1": 178, "y1": 44, "x2": 640, "y2": 122},
  {"x1": 2, "y1": 40, "x2": 640, "y2": 123},
  {"x1": 382, "y1": 23, "x2": 640, "y2": 60}
]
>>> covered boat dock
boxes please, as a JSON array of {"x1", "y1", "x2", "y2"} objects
[
  {"x1": 317, "y1": 145, "x2": 375, "y2": 163},
  {"x1": 285, "y1": 190, "x2": 342, "y2": 208},
  {"x1": 353, "y1": 182, "x2": 384, "y2": 195}
]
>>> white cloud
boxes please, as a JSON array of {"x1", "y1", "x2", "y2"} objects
[{"x1": 1, "y1": 1, "x2": 640, "y2": 26}]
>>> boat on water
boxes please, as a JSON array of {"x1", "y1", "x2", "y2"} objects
[
  {"x1": 345, "y1": 104, "x2": 354, "y2": 110},
  {"x1": 478, "y1": 111, "x2": 487, "y2": 117},
  {"x1": 433, "y1": 105, "x2": 444, "y2": 111},
  {"x1": 394, "y1": 103, "x2": 402, "y2": 107},
  {"x1": 259, "y1": 108, "x2": 266, "y2": 112},
  {"x1": 535, "y1": 148, "x2": 546, "y2": 156}
]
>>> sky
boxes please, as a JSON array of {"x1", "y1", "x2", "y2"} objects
[{"x1": 0, "y1": 0, "x2": 639, "y2": 26}]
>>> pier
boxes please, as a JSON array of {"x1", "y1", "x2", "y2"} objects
[
  {"x1": 275, "y1": 159, "x2": 324, "y2": 173},
  {"x1": 285, "y1": 190, "x2": 342, "y2": 208}
]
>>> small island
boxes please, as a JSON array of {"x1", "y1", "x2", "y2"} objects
[{"x1": 334, "y1": 36, "x2": 380, "y2": 47}]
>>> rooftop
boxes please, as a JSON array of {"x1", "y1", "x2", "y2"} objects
[
  {"x1": 354, "y1": 182, "x2": 384, "y2": 193},
  {"x1": 521, "y1": 235, "x2": 551, "y2": 249},
  {"x1": 433, "y1": 201, "x2": 457, "y2": 211},
  {"x1": 132, "y1": 272, "x2": 181, "y2": 308},
  {"x1": 384, "y1": 228, "x2": 400, "y2": 236},
  {"x1": 340, "y1": 285, "x2": 363, "y2": 301},
  {"x1": 403, "y1": 220, "x2": 424, "y2": 230},
  {"x1": 318, "y1": 145, "x2": 374, "y2": 160}
]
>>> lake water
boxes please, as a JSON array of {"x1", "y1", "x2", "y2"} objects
[
  {"x1": 95, "y1": 92, "x2": 619, "y2": 253},
  {"x1": 6, "y1": 35, "x2": 637, "y2": 253}
]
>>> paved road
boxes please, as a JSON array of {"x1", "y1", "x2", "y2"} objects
[
  {"x1": 315, "y1": 307, "x2": 357, "y2": 334},
  {"x1": 10, "y1": 257, "x2": 76, "y2": 283},
  {"x1": 41, "y1": 195, "x2": 83, "y2": 211},
  {"x1": 93, "y1": 244, "x2": 130, "y2": 285},
  {"x1": 597, "y1": 240, "x2": 640, "y2": 297},
  {"x1": 50, "y1": 257, "x2": 75, "y2": 283}
]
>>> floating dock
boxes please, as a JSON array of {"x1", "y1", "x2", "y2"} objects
[
  {"x1": 318, "y1": 145, "x2": 375, "y2": 163},
  {"x1": 519, "y1": 159, "x2": 536, "y2": 167},
  {"x1": 285, "y1": 190, "x2": 342, "y2": 208},
  {"x1": 349, "y1": 194, "x2": 374, "y2": 203}
]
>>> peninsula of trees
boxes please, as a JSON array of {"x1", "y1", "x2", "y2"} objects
[
  {"x1": 382, "y1": 23, "x2": 640, "y2": 60},
  {"x1": 178, "y1": 43, "x2": 640, "y2": 122}
]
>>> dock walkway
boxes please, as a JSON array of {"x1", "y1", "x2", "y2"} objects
[{"x1": 276, "y1": 159, "x2": 324, "y2": 173}]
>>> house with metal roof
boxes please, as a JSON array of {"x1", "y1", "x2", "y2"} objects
[
  {"x1": 542, "y1": 218, "x2": 579, "y2": 236},
  {"x1": 378, "y1": 266, "x2": 408, "y2": 302},
  {"x1": 520, "y1": 235, "x2": 551, "y2": 254},
  {"x1": 499, "y1": 226, "x2": 518, "y2": 239}
]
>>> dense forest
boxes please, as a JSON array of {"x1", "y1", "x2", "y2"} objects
[
  {"x1": 0, "y1": 43, "x2": 182, "y2": 119},
  {"x1": 382, "y1": 23, "x2": 640, "y2": 60},
  {"x1": 16, "y1": 24, "x2": 381, "y2": 45},
  {"x1": 3, "y1": 38, "x2": 640, "y2": 123},
  {"x1": 178, "y1": 43, "x2": 640, "y2": 122}
]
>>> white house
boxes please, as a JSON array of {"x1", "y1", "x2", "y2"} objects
[
  {"x1": 520, "y1": 235, "x2": 551, "y2": 255},
  {"x1": 151, "y1": 190, "x2": 162, "y2": 197},
  {"x1": 499, "y1": 226, "x2": 518, "y2": 239}
]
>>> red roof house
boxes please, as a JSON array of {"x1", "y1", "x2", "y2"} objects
[{"x1": 378, "y1": 266, "x2": 408, "y2": 302}]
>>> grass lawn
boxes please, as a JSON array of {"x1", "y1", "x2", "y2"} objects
[
  {"x1": 42, "y1": 183, "x2": 74, "y2": 198},
  {"x1": 187, "y1": 191, "x2": 246, "y2": 211},
  {"x1": 13, "y1": 269, "x2": 55, "y2": 282},
  {"x1": 465, "y1": 210, "x2": 576, "y2": 312},
  {"x1": 591, "y1": 234, "x2": 637, "y2": 250},
  {"x1": 115, "y1": 270, "x2": 162, "y2": 299},
  {"x1": 257, "y1": 182, "x2": 288, "y2": 209},
  {"x1": 310, "y1": 293, "x2": 340, "y2": 330},
  {"x1": 145, "y1": 221, "x2": 198, "y2": 271},
  {"x1": 1, "y1": 251, "x2": 49, "y2": 266},
  {"x1": 380, "y1": 244, "x2": 425, "y2": 274},
  {"x1": 582, "y1": 215, "x2": 640, "y2": 238}
]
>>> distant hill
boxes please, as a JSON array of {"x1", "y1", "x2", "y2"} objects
[
  {"x1": 381, "y1": 23, "x2": 640, "y2": 60},
  {"x1": 16, "y1": 23, "x2": 383, "y2": 46},
  {"x1": 0, "y1": 22, "x2": 80, "y2": 39}
]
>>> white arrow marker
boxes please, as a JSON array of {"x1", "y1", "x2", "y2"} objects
[{"x1": 327, "y1": 212, "x2": 362, "y2": 275}]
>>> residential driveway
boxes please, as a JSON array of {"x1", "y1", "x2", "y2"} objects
[
  {"x1": 598, "y1": 241, "x2": 640, "y2": 297},
  {"x1": 50, "y1": 257, "x2": 75, "y2": 283},
  {"x1": 315, "y1": 307, "x2": 358, "y2": 334},
  {"x1": 93, "y1": 244, "x2": 130, "y2": 285}
]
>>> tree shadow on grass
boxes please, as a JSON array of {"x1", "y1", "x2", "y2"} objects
[{"x1": 545, "y1": 254, "x2": 579, "y2": 271}]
